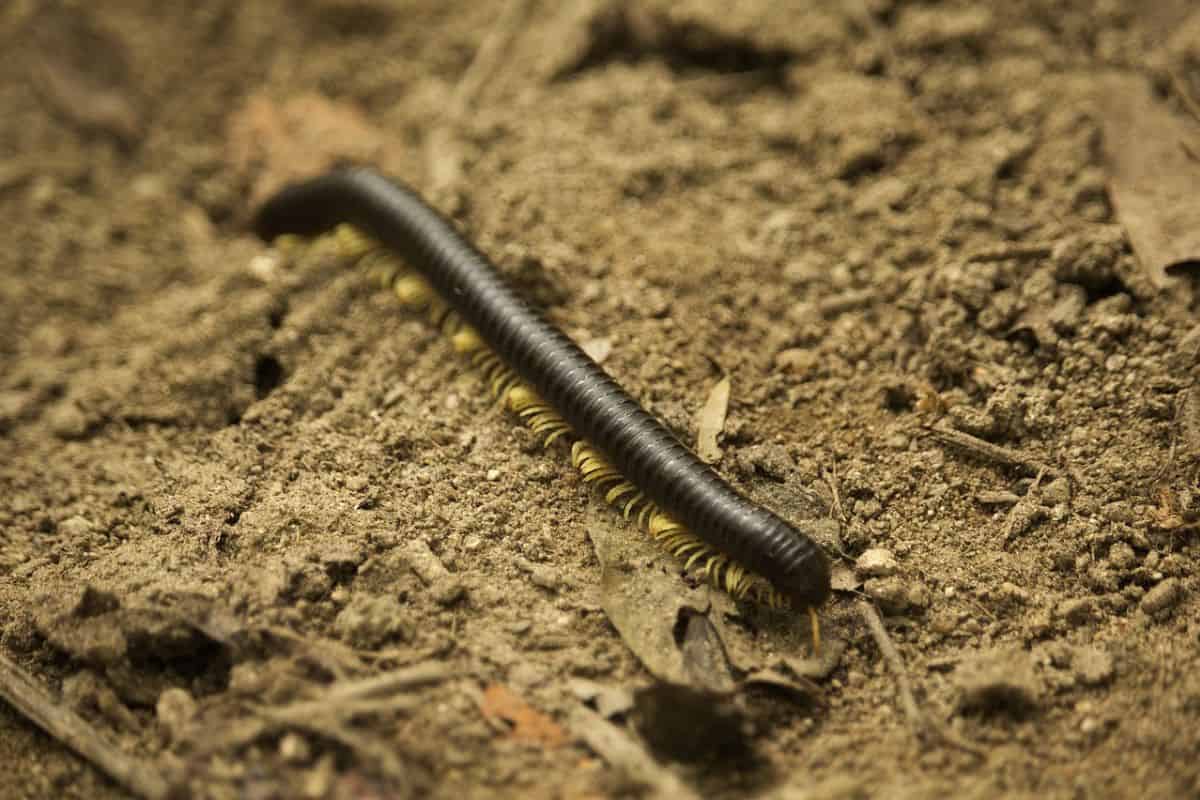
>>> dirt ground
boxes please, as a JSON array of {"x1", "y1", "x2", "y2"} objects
[{"x1": 3, "y1": 1, "x2": 1200, "y2": 798}]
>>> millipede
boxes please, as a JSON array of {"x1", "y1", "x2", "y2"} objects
[{"x1": 253, "y1": 167, "x2": 832, "y2": 634}]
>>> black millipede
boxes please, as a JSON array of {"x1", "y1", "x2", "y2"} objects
[{"x1": 253, "y1": 167, "x2": 832, "y2": 628}]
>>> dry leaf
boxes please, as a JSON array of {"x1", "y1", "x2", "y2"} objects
[
  {"x1": 586, "y1": 510, "x2": 710, "y2": 686},
  {"x1": 227, "y1": 92, "x2": 404, "y2": 209},
  {"x1": 695, "y1": 375, "x2": 730, "y2": 463},
  {"x1": 479, "y1": 684, "x2": 566, "y2": 748},
  {"x1": 1098, "y1": 73, "x2": 1200, "y2": 288}
]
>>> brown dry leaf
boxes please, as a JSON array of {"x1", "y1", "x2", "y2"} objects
[
  {"x1": 1097, "y1": 73, "x2": 1200, "y2": 288},
  {"x1": 695, "y1": 375, "x2": 730, "y2": 463},
  {"x1": 226, "y1": 92, "x2": 406, "y2": 209},
  {"x1": 479, "y1": 684, "x2": 567, "y2": 748},
  {"x1": 585, "y1": 510, "x2": 710, "y2": 686}
]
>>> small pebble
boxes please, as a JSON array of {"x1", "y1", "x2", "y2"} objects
[
  {"x1": 486, "y1": 468, "x2": 501, "y2": 481},
  {"x1": 1140, "y1": 578, "x2": 1181, "y2": 615},
  {"x1": 1107, "y1": 541, "x2": 1136, "y2": 570},
  {"x1": 405, "y1": 540, "x2": 450, "y2": 584},
  {"x1": 855, "y1": 548, "x2": 899, "y2": 578},
  {"x1": 58, "y1": 515, "x2": 95, "y2": 539},
  {"x1": 1041, "y1": 477, "x2": 1071, "y2": 506},
  {"x1": 1056, "y1": 597, "x2": 1096, "y2": 626},
  {"x1": 1072, "y1": 646, "x2": 1115, "y2": 687},
  {"x1": 156, "y1": 688, "x2": 197, "y2": 743},
  {"x1": 47, "y1": 402, "x2": 89, "y2": 439},
  {"x1": 333, "y1": 594, "x2": 413, "y2": 648},
  {"x1": 430, "y1": 575, "x2": 466, "y2": 606},
  {"x1": 954, "y1": 648, "x2": 1040, "y2": 713},
  {"x1": 864, "y1": 576, "x2": 908, "y2": 612},
  {"x1": 279, "y1": 733, "x2": 312, "y2": 764}
]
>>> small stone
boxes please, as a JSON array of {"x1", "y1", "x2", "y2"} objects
[
  {"x1": 486, "y1": 468, "x2": 501, "y2": 481},
  {"x1": 1072, "y1": 646, "x2": 1115, "y2": 687},
  {"x1": 855, "y1": 548, "x2": 899, "y2": 578},
  {"x1": 1107, "y1": 541, "x2": 1136, "y2": 570},
  {"x1": 47, "y1": 402, "x2": 89, "y2": 439},
  {"x1": 404, "y1": 540, "x2": 450, "y2": 584},
  {"x1": 517, "y1": 557, "x2": 562, "y2": 592},
  {"x1": 948, "y1": 405, "x2": 999, "y2": 438},
  {"x1": 954, "y1": 648, "x2": 1040, "y2": 714},
  {"x1": 1041, "y1": 478, "x2": 1071, "y2": 506},
  {"x1": 286, "y1": 560, "x2": 332, "y2": 602},
  {"x1": 1026, "y1": 606, "x2": 1053, "y2": 638},
  {"x1": 995, "y1": 582, "x2": 1029, "y2": 608},
  {"x1": 430, "y1": 575, "x2": 466, "y2": 606},
  {"x1": 864, "y1": 576, "x2": 909, "y2": 612},
  {"x1": 333, "y1": 594, "x2": 413, "y2": 648},
  {"x1": 1056, "y1": 597, "x2": 1096, "y2": 626},
  {"x1": 1051, "y1": 228, "x2": 1123, "y2": 289},
  {"x1": 929, "y1": 609, "x2": 959, "y2": 636},
  {"x1": 1140, "y1": 578, "x2": 1181, "y2": 616},
  {"x1": 303, "y1": 754, "x2": 336, "y2": 799},
  {"x1": 279, "y1": 733, "x2": 312, "y2": 764},
  {"x1": 156, "y1": 688, "x2": 197, "y2": 742},
  {"x1": 905, "y1": 581, "x2": 931, "y2": 611},
  {"x1": 58, "y1": 515, "x2": 95, "y2": 540},
  {"x1": 775, "y1": 347, "x2": 820, "y2": 376}
]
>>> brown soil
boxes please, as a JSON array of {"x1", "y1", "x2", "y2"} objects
[{"x1": 3, "y1": 1, "x2": 1200, "y2": 798}]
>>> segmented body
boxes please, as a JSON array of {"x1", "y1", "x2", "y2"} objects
[{"x1": 254, "y1": 168, "x2": 831, "y2": 612}]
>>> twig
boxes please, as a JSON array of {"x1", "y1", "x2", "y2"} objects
[
  {"x1": 567, "y1": 706, "x2": 700, "y2": 800},
  {"x1": 1168, "y1": 67, "x2": 1200, "y2": 128},
  {"x1": 426, "y1": 0, "x2": 532, "y2": 194},
  {"x1": 260, "y1": 661, "x2": 454, "y2": 723},
  {"x1": 965, "y1": 244, "x2": 1052, "y2": 263},
  {"x1": 858, "y1": 601, "x2": 985, "y2": 759},
  {"x1": 0, "y1": 652, "x2": 170, "y2": 799},
  {"x1": 824, "y1": 459, "x2": 847, "y2": 523},
  {"x1": 859, "y1": 601, "x2": 922, "y2": 727},
  {"x1": 1002, "y1": 467, "x2": 1047, "y2": 543},
  {"x1": 924, "y1": 423, "x2": 1058, "y2": 477}
]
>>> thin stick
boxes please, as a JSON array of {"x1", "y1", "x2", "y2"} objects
[
  {"x1": 426, "y1": 0, "x2": 532, "y2": 193},
  {"x1": 858, "y1": 601, "x2": 985, "y2": 759},
  {"x1": 924, "y1": 423, "x2": 1058, "y2": 477},
  {"x1": 258, "y1": 661, "x2": 454, "y2": 723},
  {"x1": 0, "y1": 652, "x2": 170, "y2": 799},
  {"x1": 1168, "y1": 67, "x2": 1200, "y2": 127},
  {"x1": 567, "y1": 706, "x2": 700, "y2": 800},
  {"x1": 965, "y1": 244, "x2": 1052, "y2": 263},
  {"x1": 858, "y1": 600, "x2": 923, "y2": 727}
]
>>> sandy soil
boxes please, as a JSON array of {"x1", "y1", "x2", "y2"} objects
[{"x1": 2, "y1": 1, "x2": 1200, "y2": 798}]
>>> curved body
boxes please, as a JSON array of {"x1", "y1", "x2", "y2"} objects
[{"x1": 254, "y1": 168, "x2": 831, "y2": 610}]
